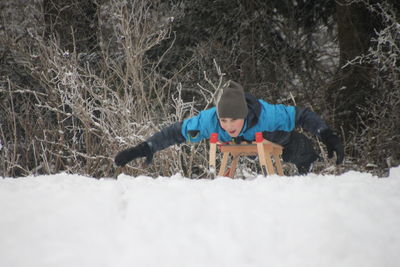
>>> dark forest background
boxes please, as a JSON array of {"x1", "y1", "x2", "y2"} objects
[{"x1": 1, "y1": 0, "x2": 399, "y2": 178}]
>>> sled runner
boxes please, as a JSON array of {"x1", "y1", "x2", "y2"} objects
[{"x1": 209, "y1": 132, "x2": 284, "y2": 178}]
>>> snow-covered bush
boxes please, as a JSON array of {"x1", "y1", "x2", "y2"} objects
[{"x1": 343, "y1": 1, "x2": 400, "y2": 174}]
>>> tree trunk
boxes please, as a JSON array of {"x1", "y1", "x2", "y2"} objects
[
  {"x1": 326, "y1": 0, "x2": 383, "y2": 135},
  {"x1": 238, "y1": 0, "x2": 258, "y2": 87}
]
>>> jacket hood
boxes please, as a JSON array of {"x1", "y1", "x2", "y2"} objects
[{"x1": 244, "y1": 93, "x2": 261, "y2": 129}]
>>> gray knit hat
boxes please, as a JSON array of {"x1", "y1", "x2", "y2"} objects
[{"x1": 217, "y1": 81, "x2": 248, "y2": 118}]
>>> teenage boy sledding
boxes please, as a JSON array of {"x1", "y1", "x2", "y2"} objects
[{"x1": 115, "y1": 81, "x2": 344, "y2": 175}]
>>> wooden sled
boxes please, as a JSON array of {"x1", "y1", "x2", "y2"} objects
[{"x1": 209, "y1": 132, "x2": 284, "y2": 178}]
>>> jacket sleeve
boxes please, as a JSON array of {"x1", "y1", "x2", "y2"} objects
[
  {"x1": 146, "y1": 122, "x2": 186, "y2": 153},
  {"x1": 295, "y1": 107, "x2": 329, "y2": 137}
]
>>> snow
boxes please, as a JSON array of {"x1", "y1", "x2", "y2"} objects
[{"x1": 1, "y1": 168, "x2": 400, "y2": 267}]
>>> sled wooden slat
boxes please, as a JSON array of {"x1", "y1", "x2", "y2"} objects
[
  {"x1": 209, "y1": 132, "x2": 284, "y2": 178},
  {"x1": 209, "y1": 133, "x2": 218, "y2": 176},
  {"x1": 219, "y1": 152, "x2": 230, "y2": 176},
  {"x1": 273, "y1": 153, "x2": 284, "y2": 176},
  {"x1": 229, "y1": 153, "x2": 240, "y2": 177}
]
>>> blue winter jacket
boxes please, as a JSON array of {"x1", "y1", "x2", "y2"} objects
[
  {"x1": 182, "y1": 100, "x2": 295, "y2": 143},
  {"x1": 146, "y1": 94, "x2": 328, "y2": 153}
]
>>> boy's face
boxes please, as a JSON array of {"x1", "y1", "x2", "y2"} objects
[{"x1": 219, "y1": 118, "x2": 245, "y2": 137}]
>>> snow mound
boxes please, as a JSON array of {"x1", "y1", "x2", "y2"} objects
[{"x1": 1, "y1": 167, "x2": 400, "y2": 267}]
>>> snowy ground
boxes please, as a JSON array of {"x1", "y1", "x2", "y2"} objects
[{"x1": 1, "y1": 168, "x2": 400, "y2": 267}]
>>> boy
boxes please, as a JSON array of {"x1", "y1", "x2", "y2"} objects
[{"x1": 114, "y1": 81, "x2": 344, "y2": 174}]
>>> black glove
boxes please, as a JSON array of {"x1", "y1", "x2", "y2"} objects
[
  {"x1": 320, "y1": 128, "x2": 344, "y2": 164},
  {"x1": 114, "y1": 142, "x2": 153, "y2": 167}
]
